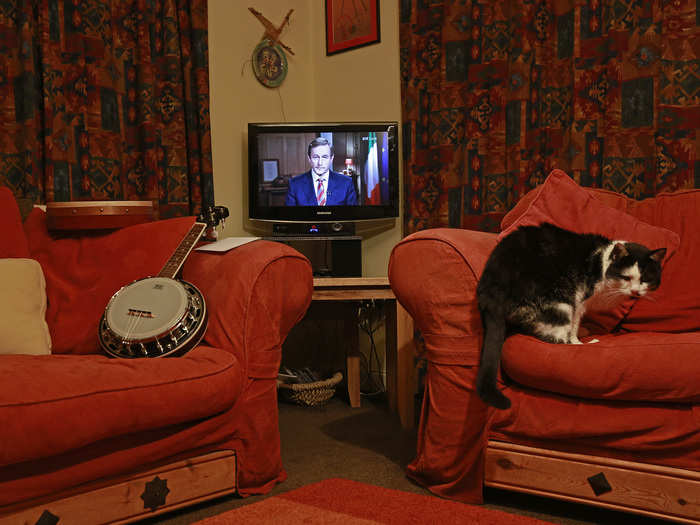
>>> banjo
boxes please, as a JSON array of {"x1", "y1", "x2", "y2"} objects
[{"x1": 99, "y1": 207, "x2": 228, "y2": 359}]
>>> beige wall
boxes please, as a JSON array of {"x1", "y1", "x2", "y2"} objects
[{"x1": 208, "y1": 1, "x2": 402, "y2": 277}]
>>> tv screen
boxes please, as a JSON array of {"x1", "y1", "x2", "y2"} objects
[{"x1": 248, "y1": 122, "x2": 399, "y2": 222}]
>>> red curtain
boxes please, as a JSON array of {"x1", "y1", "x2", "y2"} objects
[
  {"x1": 400, "y1": 1, "x2": 700, "y2": 234},
  {"x1": 0, "y1": 0, "x2": 212, "y2": 218}
]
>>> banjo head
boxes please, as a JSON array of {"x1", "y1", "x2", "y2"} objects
[
  {"x1": 100, "y1": 277, "x2": 207, "y2": 358},
  {"x1": 105, "y1": 277, "x2": 188, "y2": 340}
]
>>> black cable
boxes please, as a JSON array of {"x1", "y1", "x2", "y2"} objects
[{"x1": 357, "y1": 300, "x2": 385, "y2": 396}]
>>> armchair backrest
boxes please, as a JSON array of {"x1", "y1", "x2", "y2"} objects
[
  {"x1": 618, "y1": 190, "x2": 700, "y2": 332},
  {"x1": 23, "y1": 209, "x2": 195, "y2": 354},
  {"x1": 502, "y1": 183, "x2": 700, "y2": 333},
  {"x1": 0, "y1": 187, "x2": 30, "y2": 258}
]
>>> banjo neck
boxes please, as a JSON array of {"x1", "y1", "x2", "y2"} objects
[{"x1": 158, "y1": 222, "x2": 207, "y2": 279}]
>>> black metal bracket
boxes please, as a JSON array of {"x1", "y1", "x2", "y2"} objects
[
  {"x1": 141, "y1": 476, "x2": 170, "y2": 512},
  {"x1": 587, "y1": 472, "x2": 612, "y2": 496},
  {"x1": 35, "y1": 510, "x2": 59, "y2": 525}
]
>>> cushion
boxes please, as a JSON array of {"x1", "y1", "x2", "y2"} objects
[
  {"x1": 23, "y1": 209, "x2": 196, "y2": 354},
  {"x1": 0, "y1": 346, "x2": 242, "y2": 467},
  {"x1": 0, "y1": 186, "x2": 30, "y2": 258},
  {"x1": 0, "y1": 259, "x2": 51, "y2": 355},
  {"x1": 497, "y1": 169, "x2": 681, "y2": 333},
  {"x1": 502, "y1": 332, "x2": 700, "y2": 403},
  {"x1": 502, "y1": 182, "x2": 643, "y2": 231},
  {"x1": 616, "y1": 190, "x2": 700, "y2": 333}
]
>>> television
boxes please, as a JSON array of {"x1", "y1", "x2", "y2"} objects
[{"x1": 248, "y1": 122, "x2": 399, "y2": 223}]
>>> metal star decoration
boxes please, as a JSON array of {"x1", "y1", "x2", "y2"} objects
[
  {"x1": 35, "y1": 510, "x2": 59, "y2": 525},
  {"x1": 140, "y1": 476, "x2": 170, "y2": 512}
]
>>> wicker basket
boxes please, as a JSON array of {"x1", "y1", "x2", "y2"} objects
[{"x1": 277, "y1": 372, "x2": 343, "y2": 407}]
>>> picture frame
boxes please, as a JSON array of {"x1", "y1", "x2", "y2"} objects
[
  {"x1": 261, "y1": 159, "x2": 280, "y2": 182},
  {"x1": 325, "y1": 0, "x2": 380, "y2": 56}
]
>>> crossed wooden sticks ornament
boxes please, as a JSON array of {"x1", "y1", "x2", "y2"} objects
[
  {"x1": 249, "y1": 7, "x2": 294, "y2": 88},
  {"x1": 249, "y1": 7, "x2": 294, "y2": 55}
]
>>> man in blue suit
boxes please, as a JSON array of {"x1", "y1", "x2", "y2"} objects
[{"x1": 285, "y1": 137, "x2": 358, "y2": 206}]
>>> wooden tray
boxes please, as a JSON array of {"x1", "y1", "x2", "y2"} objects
[{"x1": 46, "y1": 201, "x2": 156, "y2": 231}]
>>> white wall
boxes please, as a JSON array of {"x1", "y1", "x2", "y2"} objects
[{"x1": 208, "y1": 0, "x2": 402, "y2": 277}]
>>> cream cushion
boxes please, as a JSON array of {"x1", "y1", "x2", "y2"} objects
[{"x1": 0, "y1": 258, "x2": 51, "y2": 355}]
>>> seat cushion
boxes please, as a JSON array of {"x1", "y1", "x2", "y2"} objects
[
  {"x1": 502, "y1": 331, "x2": 700, "y2": 403},
  {"x1": 498, "y1": 169, "x2": 681, "y2": 333},
  {"x1": 489, "y1": 384, "x2": 700, "y2": 475},
  {"x1": 0, "y1": 346, "x2": 243, "y2": 467}
]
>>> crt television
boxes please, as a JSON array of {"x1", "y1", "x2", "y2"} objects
[{"x1": 248, "y1": 122, "x2": 399, "y2": 222}]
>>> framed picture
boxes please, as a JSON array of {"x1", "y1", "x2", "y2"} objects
[
  {"x1": 261, "y1": 159, "x2": 280, "y2": 182},
  {"x1": 325, "y1": 0, "x2": 380, "y2": 56}
]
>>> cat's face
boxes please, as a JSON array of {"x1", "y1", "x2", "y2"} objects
[{"x1": 604, "y1": 242, "x2": 666, "y2": 297}]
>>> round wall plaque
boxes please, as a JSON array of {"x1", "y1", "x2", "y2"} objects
[{"x1": 252, "y1": 39, "x2": 288, "y2": 88}]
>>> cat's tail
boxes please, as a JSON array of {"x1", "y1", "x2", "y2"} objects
[{"x1": 476, "y1": 307, "x2": 511, "y2": 410}]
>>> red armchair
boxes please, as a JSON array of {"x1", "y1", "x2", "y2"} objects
[
  {"x1": 0, "y1": 187, "x2": 313, "y2": 523},
  {"x1": 389, "y1": 171, "x2": 700, "y2": 523}
]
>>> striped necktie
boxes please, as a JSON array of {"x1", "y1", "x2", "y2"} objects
[{"x1": 316, "y1": 177, "x2": 326, "y2": 206}]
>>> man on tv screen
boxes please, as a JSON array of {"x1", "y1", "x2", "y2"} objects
[{"x1": 285, "y1": 137, "x2": 358, "y2": 206}]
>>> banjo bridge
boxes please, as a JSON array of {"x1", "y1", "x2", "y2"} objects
[{"x1": 127, "y1": 308, "x2": 155, "y2": 318}]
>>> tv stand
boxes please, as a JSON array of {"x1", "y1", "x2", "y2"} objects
[
  {"x1": 272, "y1": 222, "x2": 355, "y2": 236},
  {"x1": 265, "y1": 235, "x2": 361, "y2": 277},
  {"x1": 311, "y1": 277, "x2": 415, "y2": 428}
]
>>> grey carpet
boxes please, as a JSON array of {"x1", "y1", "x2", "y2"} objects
[{"x1": 146, "y1": 396, "x2": 666, "y2": 524}]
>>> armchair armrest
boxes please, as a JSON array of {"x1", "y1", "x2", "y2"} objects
[
  {"x1": 388, "y1": 228, "x2": 498, "y2": 504},
  {"x1": 182, "y1": 240, "x2": 312, "y2": 379},
  {"x1": 389, "y1": 228, "x2": 497, "y2": 365}
]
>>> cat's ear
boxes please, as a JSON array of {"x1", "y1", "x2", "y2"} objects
[
  {"x1": 649, "y1": 248, "x2": 667, "y2": 264},
  {"x1": 611, "y1": 242, "x2": 629, "y2": 261}
]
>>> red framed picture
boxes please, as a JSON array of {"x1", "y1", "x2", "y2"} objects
[{"x1": 325, "y1": 0, "x2": 380, "y2": 56}]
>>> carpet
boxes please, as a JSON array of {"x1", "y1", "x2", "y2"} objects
[{"x1": 195, "y1": 478, "x2": 550, "y2": 524}]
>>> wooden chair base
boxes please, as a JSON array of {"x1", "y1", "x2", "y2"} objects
[
  {"x1": 486, "y1": 441, "x2": 700, "y2": 524},
  {"x1": 0, "y1": 450, "x2": 236, "y2": 525}
]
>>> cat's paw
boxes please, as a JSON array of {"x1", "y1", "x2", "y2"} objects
[{"x1": 587, "y1": 338, "x2": 600, "y2": 344}]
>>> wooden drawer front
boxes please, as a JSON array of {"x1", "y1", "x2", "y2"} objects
[
  {"x1": 0, "y1": 451, "x2": 236, "y2": 525},
  {"x1": 485, "y1": 442, "x2": 700, "y2": 524}
]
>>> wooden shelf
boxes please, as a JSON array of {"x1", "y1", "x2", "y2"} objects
[
  {"x1": 309, "y1": 277, "x2": 416, "y2": 428},
  {"x1": 312, "y1": 277, "x2": 395, "y2": 300}
]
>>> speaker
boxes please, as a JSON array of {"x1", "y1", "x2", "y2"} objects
[
  {"x1": 266, "y1": 236, "x2": 361, "y2": 277},
  {"x1": 272, "y1": 222, "x2": 355, "y2": 236}
]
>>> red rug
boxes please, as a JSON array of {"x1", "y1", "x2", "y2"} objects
[{"x1": 195, "y1": 478, "x2": 550, "y2": 524}]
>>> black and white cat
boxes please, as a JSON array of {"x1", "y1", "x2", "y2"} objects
[{"x1": 476, "y1": 222, "x2": 666, "y2": 410}]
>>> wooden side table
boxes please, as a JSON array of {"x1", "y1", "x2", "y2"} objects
[{"x1": 312, "y1": 277, "x2": 416, "y2": 429}]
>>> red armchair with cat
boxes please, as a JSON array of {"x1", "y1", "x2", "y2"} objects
[
  {"x1": 389, "y1": 169, "x2": 700, "y2": 523},
  {"x1": 0, "y1": 186, "x2": 313, "y2": 523}
]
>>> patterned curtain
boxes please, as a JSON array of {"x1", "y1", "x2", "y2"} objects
[
  {"x1": 0, "y1": 0, "x2": 212, "y2": 218},
  {"x1": 400, "y1": 1, "x2": 700, "y2": 234}
]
